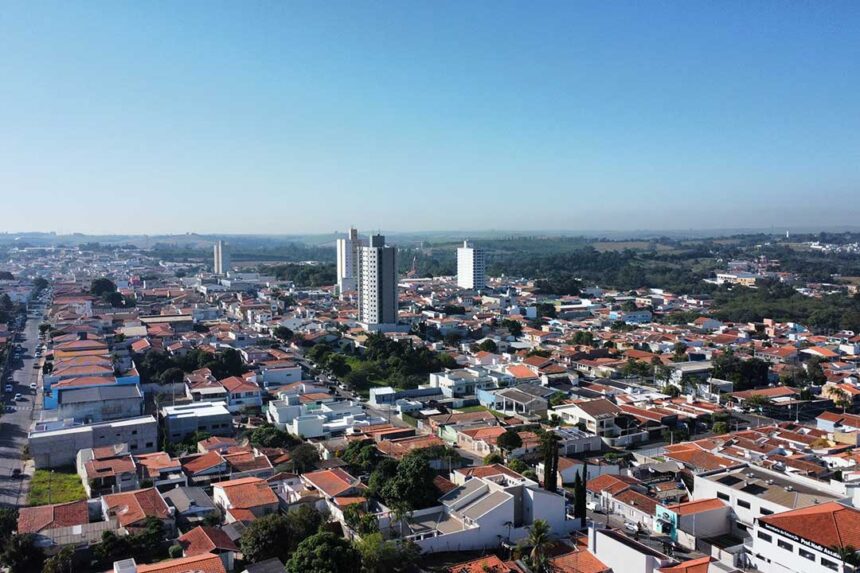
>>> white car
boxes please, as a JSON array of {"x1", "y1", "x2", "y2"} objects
[
  {"x1": 624, "y1": 522, "x2": 639, "y2": 534},
  {"x1": 14, "y1": 393, "x2": 22, "y2": 401},
  {"x1": 29, "y1": 383, "x2": 37, "y2": 391}
]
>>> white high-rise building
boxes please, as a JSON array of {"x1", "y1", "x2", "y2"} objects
[
  {"x1": 336, "y1": 227, "x2": 366, "y2": 295},
  {"x1": 358, "y1": 234, "x2": 398, "y2": 327},
  {"x1": 213, "y1": 241, "x2": 231, "y2": 275},
  {"x1": 457, "y1": 240, "x2": 486, "y2": 290}
]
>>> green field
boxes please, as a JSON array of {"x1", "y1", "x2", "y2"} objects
[
  {"x1": 454, "y1": 405, "x2": 488, "y2": 413},
  {"x1": 28, "y1": 468, "x2": 86, "y2": 506}
]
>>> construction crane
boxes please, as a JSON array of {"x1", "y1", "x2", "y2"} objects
[{"x1": 406, "y1": 255, "x2": 418, "y2": 278}]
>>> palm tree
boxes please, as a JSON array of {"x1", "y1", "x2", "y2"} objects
[
  {"x1": 831, "y1": 544, "x2": 860, "y2": 570},
  {"x1": 527, "y1": 519, "x2": 552, "y2": 573}
]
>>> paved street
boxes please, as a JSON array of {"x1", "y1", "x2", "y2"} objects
[{"x1": 0, "y1": 309, "x2": 42, "y2": 507}]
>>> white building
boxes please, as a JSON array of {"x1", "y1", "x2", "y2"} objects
[
  {"x1": 336, "y1": 227, "x2": 366, "y2": 295},
  {"x1": 400, "y1": 468, "x2": 578, "y2": 553},
  {"x1": 751, "y1": 501, "x2": 860, "y2": 573},
  {"x1": 692, "y1": 465, "x2": 844, "y2": 538},
  {"x1": 358, "y1": 234, "x2": 398, "y2": 328},
  {"x1": 213, "y1": 241, "x2": 231, "y2": 276},
  {"x1": 457, "y1": 240, "x2": 486, "y2": 291}
]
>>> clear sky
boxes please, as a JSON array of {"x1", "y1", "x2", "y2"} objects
[{"x1": 1, "y1": 1, "x2": 858, "y2": 235}]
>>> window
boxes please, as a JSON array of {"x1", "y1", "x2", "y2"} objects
[
  {"x1": 821, "y1": 558, "x2": 839, "y2": 571},
  {"x1": 145, "y1": 442, "x2": 154, "y2": 448},
  {"x1": 757, "y1": 532, "x2": 772, "y2": 543},
  {"x1": 799, "y1": 548, "x2": 814, "y2": 561},
  {"x1": 777, "y1": 539, "x2": 792, "y2": 551},
  {"x1": 760, "y1": 508, "x2": 773, "y2": 515},
  {"x1": 717, "y1": 492, "x2": 730, "y2": 501},
  {"x1": 738, "y1": 499, "x2": 751, "y2": 509}
]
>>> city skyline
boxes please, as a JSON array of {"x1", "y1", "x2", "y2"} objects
[{"x1": 1, "y1": 2, "x2": 859, "y2": 234}]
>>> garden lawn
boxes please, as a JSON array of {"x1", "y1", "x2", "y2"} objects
[{"x1": 28, "y1": 467, "x2": 86, "y2": 506}]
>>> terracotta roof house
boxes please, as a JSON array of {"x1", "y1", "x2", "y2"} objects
[
  {"x1": 101, "y1": 487, "x2": 173, "y2": 533},
  {"x1": 211, "y1": 477, "x2": 279, "y2": 523},
  {"x1": 178, "y1": 525, "x2": 239, "y2": 571}
]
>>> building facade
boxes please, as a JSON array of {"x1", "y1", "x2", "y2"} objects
[
  {"x1": 336, "y1": 227, "x2": 366, "y2": 295},
  {"x1": 457, "y1": 240, "x2": 486, "y2": 290},
  {"x1": 213, "y1": 241, "x2": 231, "y2": 276},
  {"x1": 357, "y1": 234, "x2": 398, "y2": 327}
]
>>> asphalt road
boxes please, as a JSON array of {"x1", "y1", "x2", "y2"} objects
[{"x1": 0, "y1": 309, "x2": 42, "y2": 507}]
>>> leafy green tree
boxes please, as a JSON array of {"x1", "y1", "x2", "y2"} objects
[
  {"x1": 507, "y1": 458, "x2": 528, "y2": 474},
  {"x1": 103, "y1": 291, "x2": 125, "y2": 307},
  {"x1": 568, "y1": 331, "x2": 594, "y2": 346},
  {"x1": 273, "y1": 326, "x2": 294, "y2": 342},
  {"x1": 380, "y1": 454, "x2": 438, "y2": 510},
  {"x1": 497, "y1": 430, "x2": 523, "y2": 452},
  {"x1": 1, "y1": 534, "x2": 45, "y2": 573},
  {"x1": 367, "y1": 458, "x2": 399, "y2": 497},
  {"x1": 355, "y1": 532, "x2": 420, "y2": 573},
  {"x1": 712, "y1": 421, "x2": 729, "y2": 435},
  {"x1": 249, "y1": 424, "x2": 300, "y2": 449},
  {"x1": 286, "y1": 532, "x2": 362, "y2": 573},
  {"x1": 744, "y1": 393, "x2": 771, "y2": 411},
  {"x1": 343, "y1": 504, "x2": 380, "y2": 536},
  {"x1": 326, "y1": 353, "x2": 351, "y2": 378},
  {"x1": 240, "y1": 513, "x2": 293, "y2": 563},
  {"x1": 159, "y1": 367, "x2": 184, "y2": 385},
  {"x1": 308, "y1": 343, "x2": 333, "y2": 365},
  {"x1": 90, "y1": 278, "x2": 117, "y2": 297},
  {"x1": 42, "y1": 546, "x2": 74, "y2": 573},
  {"x1": 0, "y1": 508, "x2": 17, "y2": 545},
  {"x1": 95, "y1": 530, "x2": 134, "y2": 565},
  {"x1": 342, "y1": 440, "x2": 378, "y2": 473},
  {"x1": 286, "y1": 504, "x2": 325, "y2": 541},
  {"x1": 477, "y1": 339, "x2": 498, "y2": 353},
  {"x1": 290, "y1": 443, "x2": 321, "y2": 472},
  {"x1": 502, "y1": 319, "x2": 523, "y2": 337},
  {"x1": 483, "y1": 452, "x2": 504, "y2": 465}
]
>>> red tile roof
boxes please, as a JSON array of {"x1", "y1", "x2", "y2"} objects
[
  {"x1": 214, "y1": 477, "x2": 278, "y2": 509},
  {"x1": 137, "y1": 553, "x2": 227, "y2": 573},
  {"x1": 302, "y1": 468, "x2": 360, "y2": 498},
  {"x1": 178, "y1": 526, "x2": 238, "y2": 556},
  {"x1": 17, "y1": 500, "x2": 89, "y2": 533},
  {"x1": 758, "y1": 501, "x2": 860, "y2": 550},
  {"x1": 102, "y1": 488, "x2": 171, "y2": 527}
]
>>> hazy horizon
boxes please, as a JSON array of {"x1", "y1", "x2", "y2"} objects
[{"x1": 1, "y1": 2, "x2": 859, "y2": 234}]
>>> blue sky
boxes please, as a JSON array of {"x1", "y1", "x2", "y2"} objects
[{"x1": 0, "y1": 1, "x2": 858, "y2": 235}]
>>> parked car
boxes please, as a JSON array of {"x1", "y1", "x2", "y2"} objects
[
  {"x1": 624, "y1": 522, "x2": 639, "y2": 534},
  {"x1": 4, "y1": 385, "x2": 12, "y2": 393},
  {"x1": 14, "y1": 393, "x2": 23, "y2": 401},
  {"x1": 29, "y1": 383, "x2": 37, "y2": 391}
]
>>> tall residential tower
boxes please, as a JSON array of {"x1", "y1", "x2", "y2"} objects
[
  {"x1": 457, "y1": 240, "x2": 486, "y2": 290},
  {"x1": 336, "y1": 227, "x2": 366, "y2": 295},
  {"x1": 358, "y1": 234, "x2": 398, "y2": 327},
  {"x1": 213, "y1": 241, "x2": 231, "y2": 275}
]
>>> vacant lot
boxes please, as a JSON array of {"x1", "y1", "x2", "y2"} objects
[{"x1": 28, "y1": 467, "x2": 86, "y2": 506}]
